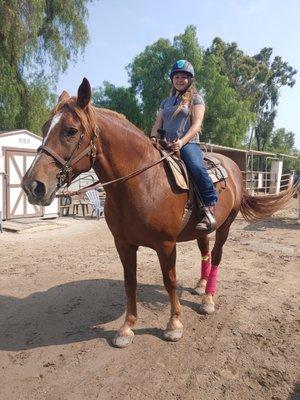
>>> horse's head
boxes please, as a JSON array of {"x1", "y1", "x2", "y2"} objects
[{"x1": 22, "y1": 78, "x2": 98, "y2": 206}]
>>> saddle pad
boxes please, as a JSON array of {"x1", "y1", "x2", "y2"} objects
[
  {"x1": 161, "y1": 150, "x2": 189, "y2": 190},
  {"x1": 161, "y1": 150, "x2": 228, "y2": 191}
]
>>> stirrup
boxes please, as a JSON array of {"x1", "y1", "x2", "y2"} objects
[{"x1": 195, "y1": 207, "x2": 216, "y2": 231}]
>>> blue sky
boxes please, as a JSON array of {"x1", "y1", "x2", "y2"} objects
[{"x1": 57, "y1": 0, "x2": 300, "y2": 149}]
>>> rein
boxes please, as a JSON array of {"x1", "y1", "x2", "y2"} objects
[
  {"x1": 39, "y1": 119, "x2": 176, "y2": 197},
  {"x1": 59, "y1": 148, "x2": 175, "y2": 197}
]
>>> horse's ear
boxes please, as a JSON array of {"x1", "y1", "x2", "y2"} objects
[
  {"x1": 58, "y1": 90, "x2": 70, "y2": 103},
  {"x1": 77, "y1": 78, "x2": 91, "y2": 109}
]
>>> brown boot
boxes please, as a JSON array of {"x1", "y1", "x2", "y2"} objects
[{"x1": 195, "y1": 206, "x2": 216, "y2": 231}]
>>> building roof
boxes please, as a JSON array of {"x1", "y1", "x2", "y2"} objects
[{"x1": 0, "y1": 129, "x2": 42, "y2": 141}]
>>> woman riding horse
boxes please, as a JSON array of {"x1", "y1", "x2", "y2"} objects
[
  {"x1": 22, "y1": 78, "x2": 296, "y2": 348},
  {"x1": 151, "y1": 60, "x2": 217, "y2": 230}
]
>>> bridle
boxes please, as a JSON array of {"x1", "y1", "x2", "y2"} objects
[
  {"x1": 38, "y1": 120, "x2": 176, "y2": 197},
  {"x1": 37, "y1": 128, "x2": 99, "y2": 188}
]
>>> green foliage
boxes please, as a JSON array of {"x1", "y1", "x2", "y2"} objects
[
  {"x1": 92, "y1": 82, "x2": 142, "y2": 128},
  {"x1": 267, "y1": 128, "x2": 300, "y2": 173},
  {"x1": 199, "y1": 55, "x2": 254, "y2": 147},
  {"x1": 0, "y1": 0, "x2": 92, "y2": 135},
  {"x1": 127, "y1": 25, "x2": 254, "y2": 146},
  {"x1": 269, "y1": 128, "x2": 295, "y2": 153},
  {"x1": 206, "y1": 38, "x2": 297, "y2": 150},
  {"x1": 127, "y1": 38, "x2": 176, "y2": 132},
  {"x1": 127, "y1": 25, "x2": 205, "y2": 133}
]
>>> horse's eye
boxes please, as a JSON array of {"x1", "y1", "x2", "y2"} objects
[{"x1": 65, "y1": 127, "x2": 78, "y2": 137}]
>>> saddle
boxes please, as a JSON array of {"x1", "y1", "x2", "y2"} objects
[
  {"x1": 160, "y1": 149, "x2": 228, "y2": 192},
  {"x1": 160, "y1": 147, "x2": 228, "y2": 232}
]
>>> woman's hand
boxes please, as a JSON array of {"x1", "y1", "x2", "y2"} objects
[
  {"x1": 171, "y1": 139, "x2": 183, "y2": 151},
  {"x1": 150, "y1": 136, "x2": 157, "y2": 144}
]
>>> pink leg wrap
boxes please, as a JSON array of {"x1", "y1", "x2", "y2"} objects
[
  {"x1": 205, "y1": 266, "x2": 219, "y2": 295},
  {"x1": 201, "y1": 252, "x2": 211, "y2": 280}
]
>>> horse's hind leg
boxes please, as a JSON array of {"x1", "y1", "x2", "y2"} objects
[
  {"x1": 112, "y1": 240, "x2": 138, "y2": 348},
  {"x1": 199, "y1": 210, "x2": 239, "y2": 315},
  {"x1": 194, "y1": 235, "x2": 211, "y2": 295},
  {"x1": 157, "y1": 242, "x2": 183, "y2": 342}
]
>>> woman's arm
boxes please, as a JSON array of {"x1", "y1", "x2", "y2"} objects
[
  {"x1": 171, "y1": 104, "x2": 205, "y2": 150},
  {"x1": 150, "y1": 110, "x2": 163, "y2": 140}
]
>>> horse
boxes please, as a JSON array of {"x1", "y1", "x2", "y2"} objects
[{"x1": 22, "y1": 78, "x2": 296, "y2": 348}]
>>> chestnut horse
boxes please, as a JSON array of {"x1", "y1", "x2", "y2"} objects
[{"x1": 22, "y1": 78, "x2": 295, "y2": 347}]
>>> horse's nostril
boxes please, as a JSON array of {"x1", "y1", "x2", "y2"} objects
[{"x1": 30, "y1": 180, "x2": 46, "y2": 197}]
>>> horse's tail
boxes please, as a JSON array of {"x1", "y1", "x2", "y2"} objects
[{"x1": 240, "y1": 184, "x2": 297, "y2": 222}]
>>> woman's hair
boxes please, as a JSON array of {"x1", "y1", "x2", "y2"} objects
[{"x1": 171, "y1": 80, "x2": 197, "y2": 119}]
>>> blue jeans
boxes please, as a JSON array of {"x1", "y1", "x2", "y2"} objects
[{"x1": 180, "y1": 143, "x2": 218, "y2": 206}]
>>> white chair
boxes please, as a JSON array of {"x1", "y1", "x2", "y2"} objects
[{"x1": 86, "y1": 190, "x2": 103, "y2": 219}]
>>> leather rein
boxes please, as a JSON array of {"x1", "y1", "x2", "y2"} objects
[{"x1": 38, "y1": 127, "x2": 174, "y2": 197}]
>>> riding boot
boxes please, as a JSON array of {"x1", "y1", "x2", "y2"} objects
[{"x1": 195, "y1": 206, "x2": 216, "y2": 232}]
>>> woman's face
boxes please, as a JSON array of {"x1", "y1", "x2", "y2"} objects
[{"x1": 172, "y1": 73, "x2": 191, "y2": 92}]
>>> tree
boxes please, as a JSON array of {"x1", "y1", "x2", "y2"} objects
[
  {"x1": 127, "y1": 37, "x2": 176, "y2": 133},
  {"x1": 92, "y1": 82, "x2": 142, "y2": 128},
  {"x1": 0, "y1": 0, "x2": 92, "y2": 134},
  {"x1": 127, "y1": 25, "x2": 254, "y2": 146},
  {"x1": 206, "y1": 38, "x2": 297, "y2": 150},
  {"x1": 269, "y1": 128, "x2": 295, "y2": 154},
  {"x1": 266, "y1": 128, "x2": 299, "y2": 174},
  {"x1": 127, "y1": 25, "x2": 205, "y2": 133},
  {"x1": 199, "y1": 55, "x2": 254, "y2": 147}
]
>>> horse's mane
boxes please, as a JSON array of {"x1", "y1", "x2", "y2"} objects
[
  {"x1": 50, "y1": 97, "x2": 148, "y2": 143},
  {"x1": 95, "y1": 107, "x2": 148, "y2": 143}
]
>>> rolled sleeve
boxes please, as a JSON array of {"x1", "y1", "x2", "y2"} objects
[{"x1": 193, "y1": 93, "x2": 205, "y2": 106}]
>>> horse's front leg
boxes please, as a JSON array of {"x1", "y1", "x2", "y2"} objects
[
  {"x1": 112, "y1": 240, "x2": 138, "y2": 348},
  {"x1": 157, "y1": 242, "x2": 183, "y2": 342}
]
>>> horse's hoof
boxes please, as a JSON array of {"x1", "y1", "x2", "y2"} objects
[
  {"x1": 199, "y1": 302, "x2": 215, "y2": 315},
  {"x1": 193, "y1": 285, "x2": 206, "y2": 296},
  {"x1": 163, "y1": 328, "x2": 183, "y2": 342},
  {"x1": 112, "y1": 333, "x2": 134, "y2": 348}
]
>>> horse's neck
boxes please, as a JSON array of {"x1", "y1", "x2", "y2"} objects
[{"x1": 93, "y1": 113, "x2": 157, "y2": 185}]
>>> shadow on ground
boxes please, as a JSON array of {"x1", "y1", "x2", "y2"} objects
[
  {"x1": 0, "y1": 279, "x2": 196, "y2": 351},
  {"x1": 289, "y1": 383, "x2": 300, "y2": 399},
  {"x1": 243, "y1": 217, "x2": 300, "y2": 232}
]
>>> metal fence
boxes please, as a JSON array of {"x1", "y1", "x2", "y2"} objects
[{"x1": 242, "y1": 171, "x2": 293, "y2": 194}]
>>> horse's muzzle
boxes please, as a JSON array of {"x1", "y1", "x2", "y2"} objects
[{"x1": 22, "y1": 178, "x2": 54, "y2": 206}]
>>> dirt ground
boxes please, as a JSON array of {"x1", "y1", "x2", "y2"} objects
[{"x1": 0, "y1": 200, "x2": 299, "y2": 400}]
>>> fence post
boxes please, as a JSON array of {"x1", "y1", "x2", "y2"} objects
[{"x1": 270, "y1": 160, "x2": 283, "y2": 194}]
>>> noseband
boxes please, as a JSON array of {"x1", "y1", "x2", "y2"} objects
[{"x1": 37, "y1": 129, "x2": 99, "y2": 187}]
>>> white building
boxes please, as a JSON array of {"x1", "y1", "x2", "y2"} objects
[{"x1": 0, "y1": 129, "x2": 58, "y2": 220}]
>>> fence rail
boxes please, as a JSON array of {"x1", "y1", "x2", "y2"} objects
[{"x1": 242, "y1": 171, "x2": 293, "y2": 194}]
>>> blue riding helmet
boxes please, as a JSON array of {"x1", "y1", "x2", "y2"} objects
[{"x1": 170, "y1": 60, "x2": 195, "y2": 80}]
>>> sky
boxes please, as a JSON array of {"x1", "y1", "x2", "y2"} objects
[{"x1": 56, "y1": 0, "x2": 300, "y2": 149}]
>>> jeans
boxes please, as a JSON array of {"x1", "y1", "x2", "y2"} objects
[{"x1": 180, "y1": 143, "x2": 218, "y2": 206}]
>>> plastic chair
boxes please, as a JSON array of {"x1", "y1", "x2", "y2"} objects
[{"x1": 86, "y1": 190, "x2": 103, "y2": 219}]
